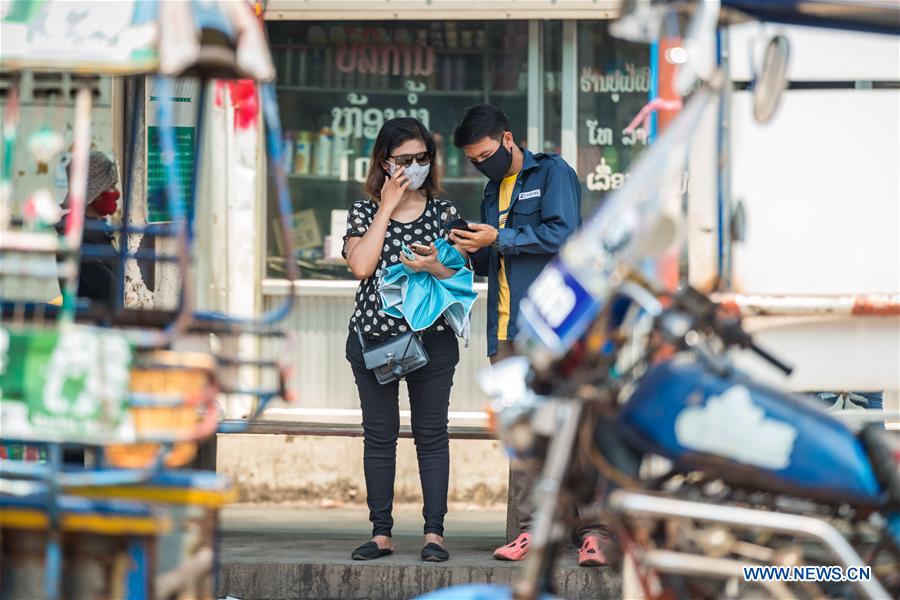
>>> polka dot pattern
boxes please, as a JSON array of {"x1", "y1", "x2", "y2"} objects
[{"x1": 342, "y1": 197, "x2": 461, "y2": 341}]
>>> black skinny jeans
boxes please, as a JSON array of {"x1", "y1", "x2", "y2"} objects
[{"x1": 346, "y1": 328, "x2": 459, "y2": 538}]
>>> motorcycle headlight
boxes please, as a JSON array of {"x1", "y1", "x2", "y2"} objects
[{"x1": 479, "y1": 357, "x2": 545, "y2": 455}]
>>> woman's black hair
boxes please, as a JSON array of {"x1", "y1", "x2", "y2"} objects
[
  {"x1": 452, "y1": 104, "x2": 511, "y2": 148},
  {"x1": 365, "y1": 117, "x2": 441, "y2": 202}
]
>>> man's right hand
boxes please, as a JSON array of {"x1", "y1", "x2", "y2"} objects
[
  {"x1": 380, "y1": 166, "x2": 410, "y2": 215},
  {"x1": 451, "y1": 223, "x2": 498, "y2": 254}
]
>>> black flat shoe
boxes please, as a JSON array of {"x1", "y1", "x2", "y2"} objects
[
  {"x1": 421, "y1": 542, "x2": 449, "y2": 562},
  {"x1": 351, "y1": 541, "x2": 394, "y2": 561}
]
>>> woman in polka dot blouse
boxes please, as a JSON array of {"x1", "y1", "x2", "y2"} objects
[{"x1": 342, "y1": 118, "x2": 463, "y2": 563}]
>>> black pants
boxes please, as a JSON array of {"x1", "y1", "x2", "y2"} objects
[{"x1": 346, "y1": 329, "x2": 459, "y2": 538}]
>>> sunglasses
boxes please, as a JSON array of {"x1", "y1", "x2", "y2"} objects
[{"x1": 389, "y1": 151, "x2": 432, "y2": 168}]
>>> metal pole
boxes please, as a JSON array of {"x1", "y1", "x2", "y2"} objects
[
  {"x1": 716, "y1": 27, "x2": 733, "y2": 290},
  {"x1": 43, "y1": 443, "x2": 63, "y2": 599},
  {"x1": 527, "y1": 20, "x2": 545, "y2": 153},
  {"x1": 560, "y1": 21, "x2": 578, "y2": 169}
]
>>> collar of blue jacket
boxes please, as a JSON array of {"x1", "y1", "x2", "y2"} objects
[{"x1": 468, "y1": 148, "x2": 583, "y2": 357}]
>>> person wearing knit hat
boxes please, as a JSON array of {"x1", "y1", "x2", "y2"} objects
[
  {"x1": 64, "y1": 150, "x2": 120, "y2": 217},
  {"x1": 51, "y1": 149, "x2": 122, "y2": 466},
  {"x1": 57, "y1": 150, "x2": 121, "y2": 308}
]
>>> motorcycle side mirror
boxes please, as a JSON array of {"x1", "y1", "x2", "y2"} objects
[
  {"x1": 634, "y1": 214, "x2": 680, "y2": 258},
  {"x1": 753, "y1": 34, "x2": 790, "y2": 124}
]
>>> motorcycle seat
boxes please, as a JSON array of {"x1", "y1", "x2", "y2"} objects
[{"x1": 859, "y1": 423, "x2": 900, "y2": 508}]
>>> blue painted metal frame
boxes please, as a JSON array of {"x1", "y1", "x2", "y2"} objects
[
  {"x1": 0, "y1": 5, "x2": 290, "y2": 598},
  {"x1": 715, "y1": 28, "x2": 729, "y2": 289},
  {"x1": 648, "y1": 41, "x2": 659, "y2": 142}
]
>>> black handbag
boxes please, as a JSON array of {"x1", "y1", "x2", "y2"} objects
[{"x1": 356, "y1": 324, "x2": 429, "y2": 385}]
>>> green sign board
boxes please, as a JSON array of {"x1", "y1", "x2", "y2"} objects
[
  {"x1": 146, "y1": 125, "x2": 196, "y2": 223},
  {"x1": 0, "y1": 325, "x2": 132, "y2": 440},
  {"x1": 145, "y1": 78, "x2": 199, "y2": 223}
]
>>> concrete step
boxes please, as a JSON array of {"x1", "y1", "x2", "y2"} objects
[{"x1": 217, "y1": 505, "x2": 622, "y2": 600}]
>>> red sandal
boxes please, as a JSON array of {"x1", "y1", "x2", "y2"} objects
[
  {"x1": 492, "y1": 532, "x2": 532, "y2": 561},
  {"x1": 578, "y1": 535, "x2": 609, "y2": 567}
]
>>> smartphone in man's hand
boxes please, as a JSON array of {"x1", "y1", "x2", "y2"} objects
[{"x1": 442, "y1": 218, "x2": 476, "y2": 234}]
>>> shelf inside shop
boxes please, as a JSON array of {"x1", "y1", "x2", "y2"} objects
[
  {"x1": 283, "y1": 174, "x2": 484, "y2": 185},
  {"x1": 443, "y1": 177, "x2": 485, "y2": 184},
  {"x1": 286, "y1": 174, "x2": 345, "y2": 182},
  {"x1": 273, "y1": 45, "x2": 489, "y2": 56},
  {"x1": 275, "y1": 85, "x2": 523, "y2": 97}
]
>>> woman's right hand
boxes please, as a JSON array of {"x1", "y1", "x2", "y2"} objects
[{"x1": 380, "y1": 166, "x2": 410, "y2": 215}]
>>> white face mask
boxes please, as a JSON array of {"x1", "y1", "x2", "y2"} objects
[{"x1": 389, "y1": 160, "x2": 431, "y2": 191}]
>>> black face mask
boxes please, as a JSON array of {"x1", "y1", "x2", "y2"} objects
[{"x1": 472, "y1": 140, "x2": 512, "y2": 182}]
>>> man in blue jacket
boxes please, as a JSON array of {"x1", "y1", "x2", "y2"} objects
[
  {"x1": 451, "y1": 106, "x2": 609, "y2": 567},
  {"x1": 450, "y1": 104, "x2": 581, "y2": 360}
]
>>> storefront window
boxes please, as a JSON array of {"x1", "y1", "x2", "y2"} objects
[
  {"x1": 265, "y1": 20, "x2": 528, "y2": 280},
  {"x1": 576, "y1": 22, "x2": 651, "y2": 217}
]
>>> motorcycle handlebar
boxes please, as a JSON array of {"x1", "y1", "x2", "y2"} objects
[
  {"x1": 665, "y1": 288, "x2": 795, "y2": 377},
  {"x1": 748, "y1": 341, "x2": 794, "y2": 376},
  {"x1": 716, "y1": 315, "x2": 795, "y2": 376}
]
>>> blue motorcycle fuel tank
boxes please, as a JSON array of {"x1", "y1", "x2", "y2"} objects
[{"x1": 618, "y1": 361, "x2": 884, "y2": 506}]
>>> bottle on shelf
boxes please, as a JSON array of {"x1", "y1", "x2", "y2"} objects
[
  {"x1": 315, "y1": 127, "x2": 334, "y2": 177},
  {"x1": 332, "y1": 134, "x2": 349, "y2": 179},
  {"x1": 294, "y1": 131, "x2": 313, "y2": 175},
  {"x1": 433, "y1": 132, "x2": 446, "y2": 181},
  {"x1": 460, "y1": 25, "x2": 474, "y2": 50},
  {"x1": 416, "y1": 28, "x2": 429, "y2": 48},
  {"x1": 308, "y1": 25, "x2": 326, "y2": 45},
  {"x1": 430, "y1": 22, "x2": 444, "y2": 49},
  {"x1": 445, "y1": 23, "x2": 458, "y2": 50},
  {"x1": 475, "y1": 28, "x2": 487, "y2": 49}
]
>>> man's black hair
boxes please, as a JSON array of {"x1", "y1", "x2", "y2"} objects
[{"x1": 452, "y1": 104, "x2": 511, "y2": 148}]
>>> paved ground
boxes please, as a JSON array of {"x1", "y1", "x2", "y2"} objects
[{"x1": 218, "y1": 503, "x2": 621, "y2": 600}]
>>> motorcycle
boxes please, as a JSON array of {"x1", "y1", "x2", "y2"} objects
[
  {"x1": 419, "y1": 2, "x2": 899, "y2": 598},
  {"x1": 485, "y1": 277, "x2": 899, "y2": 600}
]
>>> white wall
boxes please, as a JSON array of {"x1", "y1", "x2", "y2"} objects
[
  {"x1": 688, "y1": 24, "x2": 900, "y2": 392},
  {"x1": 728, "y1": 23, "x2": 900, "y2": 81},
  {"x1": 730, "y1": 89, "x2": 900, "y2": 296}
]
